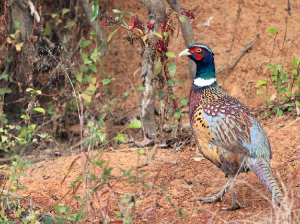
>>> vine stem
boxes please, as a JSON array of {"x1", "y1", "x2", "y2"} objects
[
  {"x1": 277, "y1": 0, "x2": 290, "y2": 110},
  {"x1": 266, "y1": 32, "x2": 278, "y2": 115},
  {"x1": 163, "y1": 61, "x2": 180, "y2": 123},
  {"x1": 221, "y1": 0, "x2": 242, "y2": 89}
]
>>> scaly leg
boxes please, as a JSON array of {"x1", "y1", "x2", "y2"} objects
[
  {"x1": 221, "y1": 185, "x2": 245, "y2": 211},
  {"x1": 197, "y1": 178, "x2": 233, "y2": 203}
]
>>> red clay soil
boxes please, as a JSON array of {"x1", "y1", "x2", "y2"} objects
[
  {"x1": 18, "y1": 116, "x2": 300, "y2": 223},
  {"x1": 5, "y1": 0, "x2": 300, "y2": 223}
]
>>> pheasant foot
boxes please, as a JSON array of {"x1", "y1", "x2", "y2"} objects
[
  {"x1": 197, "y1": 179, "x2": 232, "y2": 203},
  {"x1": 221, "y1": 186, "x2": 245, "y2": 211}
]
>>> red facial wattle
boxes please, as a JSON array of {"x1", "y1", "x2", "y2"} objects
[{"x1": 189, "y1": 47, "x2": 206, "y2": 61}]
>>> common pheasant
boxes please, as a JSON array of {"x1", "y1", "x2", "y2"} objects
[{"x1": 179, "y1": 43, "x2": 288, "y2": 211}]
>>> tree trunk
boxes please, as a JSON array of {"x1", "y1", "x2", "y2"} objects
[
  {"x1": 139, "y1": 0, "x2": 166, "y2": 139},
  {"x1": 167, "y1": 0, "x2": 196, "y2": 78},
  {"x1": 3, "y1": 0, "x2": 37, "y2": 118}
]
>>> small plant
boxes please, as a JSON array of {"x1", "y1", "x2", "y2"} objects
[{"x1": 256, "y1": 58, "x2": 300, "y2": 117}]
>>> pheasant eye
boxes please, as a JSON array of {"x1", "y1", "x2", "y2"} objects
[{"x1": 197, "y1": 48, "x2": 202, "y2": 52}]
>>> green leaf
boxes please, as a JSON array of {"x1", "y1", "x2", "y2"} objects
[
  {"x1": 81, "y1": 40, "x2": 92, "y2": 50},
  {"x1": 173, "y1": 112, "x2": 181, "y2": 120},
  {"x1": 114, "y1": 133, "x2": 127, "y2": 143},
  {"x1": 134, "y1": 86, "x2": 145, "y2": 91},
  {"x1": 255, "y1": 79, "x2": 267, "y2": 87},
  {"x1": 281, "y1": 75, "x2": 289, "y2": 82},
  {"x1": 265, "y1": 63, "x2": 277, "y2": 70},
  {"x1": 266, "y1": 27, "x2": 277, "y2": 34},
  {"x1": 90, "y1": 49, "x2": 101, "y2": 62},
  {"x1": 295, "y1": 90, "x2": 299, "y2": 96},
  {"x1": 89, "y1": 65, "x2": 97, "y2": 73},
  {"x1": 166, "y1": 52, "x2": 176, "y2": 58},
  {"x1": 65, "y1": 21, "x2": 75, "y2": 30},
  {"x1": 292, "y1": 69, "x2": 297, "y2": 76},
  {"x1": 0, "y1": 74, "x2": 8, "y2": 81},
  {"x1": 7, "y1": 57, "x2": 12, "y2": 62},
  {"x1": 257, "y1": 89, "x2": 265, "y2": 94},
  {"x1": 291, "y1": 58, "x2": 297, "y2": 69},
  {"x1": 171, "y1": 94, "x2": 178, "y2": 99},
  {"x1": 288, "y1": 90, "x2": 292, "y2": 97},
  {"x1": 167, "y1": 79, "x2": 174, "y2": 86},
  {"x1": 180, "y1": 98, "x2": 188, "y2": 106},
  {"x1": 62, "y1": 8, "x2": 70, "y2": 17},
  {"x1": 80, "y1": 52, "x2": 88, "y2": 61},
  {"x1": 14, "y1": 21, "x2": 20, "y2": 29},
  {"x1": 107, "y1": 29, "x2": 119, "y2": 42},
  {"x1": 33, "y1": 108, "x2": 45, "y2": 114},
  {"x1": 281, "y1": 96, "x2": 287, "y2": 100},
  {"x1": 288, "y1": 106, "x2": 294, "y2": 111},
  {"x1": 179, "y1": 81, "x2": 186, "y2": 87},
  {"x1": 103, "y1": 78, "x2": 115, "y2": 85},
  {"x1": 113, "y1": 9, "x2": 122, "y2": 14},
  {"x1": 81, "y1": 92, "x2": 91, "y2": 103},
  {"x1": 84, "y1": 59, "x2": 92, "y2": 64},
  {"x1": 91, "y1": 4, "x2": 99, "y2": 22},
  {"x1": 43, "y1": 22, "x2": 51, "y2": 35},
  {"x1": 86, "y1": 83, "x2": 96, "y2": 94},
  {"x1": 92, "y1": 158, "x2": 106, "y2": 167},
  {"x1": 168, "y1": 62, "x2": 176, "y2": 75},
  {"x1": 0, "y1": 88, "x2": 12, "y2": 94},
  {"x1": 154, "y1": 60, "x2": 162, "y2": 74},
  {"x1": 277, "y1": 109, "x2": 283, "y2": 116},
  {"x1": 157, "y1": 90, "x2": 164, "y2": 99},
  {"x1": 295, "y1": 100, "x2": 300, "y2": 106},
  {"x1": 279, "y1": 86, "x2": 287, "y2": 94},
  {"x1": 152, "y1": 32, "x2": 162, "y2": 38},
  {"x1": 75, "y1": 73, "x2": 83, "y2": 83},
  {"x1": 179, "y1": 15, "x2": 185, "y2": 22},
  {"x1": 128, "y1": 120, "x2": 142, "y2": 128},
  {"x1": 173, "y1": 77, "x2": 179, "y2": 82},
  {"x1": 142, "y1": 35, "x2": 147, "y2": 41}
]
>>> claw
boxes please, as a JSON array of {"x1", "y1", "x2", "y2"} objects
[
  {"x1": 196, "y1": 176, "x2": 246, "y2": 211},
  {"x1": 221, "y1": 200, "x2": 245, "y2": 211},
  {"x1": 197, "y1": 196, "x2": 222, "y2": 203},
  {"x1": 221, "y1": 186, "x2": 245, "y2": 211}
]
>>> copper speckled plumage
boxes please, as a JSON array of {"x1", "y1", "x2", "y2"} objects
[{"x1": 180, "y1": 43, "x2": 289, "y2": 212}]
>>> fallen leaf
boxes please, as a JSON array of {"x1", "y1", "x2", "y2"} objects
[
  {"x1": 15, "y1": 42, "x2": 23, "y2": 51},
  {"x1": 190, "y1": 157, "x2": 204, "y2": 162},
  {"x1": 6, "y1": 37, "x2": 13, "y2": 44}
]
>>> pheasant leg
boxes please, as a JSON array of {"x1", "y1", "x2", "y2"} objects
[
  {"x1": 221, "y1": 186, "x2": 245, "y2": 211},
  {"x1": 197, "y1": 178, "x2": 232, "y2": 203}
]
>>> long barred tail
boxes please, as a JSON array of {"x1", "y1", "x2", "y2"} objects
[{"x1": 248, "y1": 158, "x2": 289, "y2": 212}]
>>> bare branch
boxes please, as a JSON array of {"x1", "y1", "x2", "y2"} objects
[{"x1": 216, "y1": 33, "x2": 260, "y2": 75}]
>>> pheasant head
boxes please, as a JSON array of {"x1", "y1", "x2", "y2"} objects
[{"x1": 179, "y1": 43, "x2": 216, "y2": 87}]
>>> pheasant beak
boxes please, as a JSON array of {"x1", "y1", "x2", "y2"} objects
[{"x1": 179, "y1": 49, "x2": 191, "y2": 57}]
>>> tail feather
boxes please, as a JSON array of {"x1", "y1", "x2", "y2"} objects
[{"x1": 248, "y1": 158, "x2": 289, "y2": 212}]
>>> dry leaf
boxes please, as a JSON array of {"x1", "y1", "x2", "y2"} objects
[
  {"x1": 190, "y1": 157, "x2": 204, "y2": 162},
  {"x1": 6, "y1": 37, "x2": 13, "y2": 44},
  {"x1": 15, "y1": 42, "x2": 23, "y2": 51}
]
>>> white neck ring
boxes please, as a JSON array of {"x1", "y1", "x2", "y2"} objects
[{"x1": 193, "y1": 77, "x2": 216, "y2": 87}]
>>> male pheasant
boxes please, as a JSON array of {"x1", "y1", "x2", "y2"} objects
[{"x1": 179, "y1": 43, "x2": 288, "y2": 211}]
